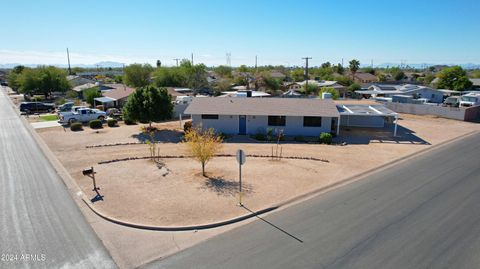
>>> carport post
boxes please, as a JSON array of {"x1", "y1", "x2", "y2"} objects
[
  {"x1": 394, "y1": 115, "x2": 398, "y2": 137},
  {"x1": 336, "y1": 116, "x2": 340, "y2": 136}
]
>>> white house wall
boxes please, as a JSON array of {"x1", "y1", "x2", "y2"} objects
[
  {"x1": 340, "y1": 115, "x2": 385, "y2": 128},
  {"x1": 192, "y1": 114, "x2": 333, "y2": 136}
]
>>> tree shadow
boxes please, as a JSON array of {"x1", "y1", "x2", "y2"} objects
[
  {"x1": 131, "y1": 129, "x2": 184, "y2": 143},
  {"x1": 200, "y1": 176, "x2": 253, "y2": 197}
]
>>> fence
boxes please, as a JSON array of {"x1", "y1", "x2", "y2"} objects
[{"x1": 385, "y1": 102, "x2": 480, "y2": 122}]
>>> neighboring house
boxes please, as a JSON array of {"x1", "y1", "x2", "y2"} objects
[
  {"x1": 67, "y1": 75, "x2": 95, "y2": 87},
  {"x1": 100, "y1": 84, "x2": 135, "y2": 107},
  {"x1": 358, "y1": 84, "x2": 444, "y2": 103},
  {"x1": 470, "y1": 78, "x2": 480, "y2": 91},
  {"x1": 353, "y1": 72, "x2": 378, "y2": 84},
  {"x1": 270, "y1": 71, "x2": 286, "y2": 80},
  {"x1": 219, "y1": 90, "x2": 271, "y2": 98},
  {"x1": 298, "y1": 80, "x2": 347, "y2": 97},
  {"x1": 185, "y1": 97, "x2": 341, "y2": 136}
]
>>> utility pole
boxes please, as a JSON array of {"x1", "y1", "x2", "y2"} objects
[
  {"x1": 341, "y1": 58, "x2": 344, "y2": 67},
  {"x1": 302, "y1": 57, "x2": 312, "y2": 88},
  {"x1": 66, "y1": 48, "x2": 72, "y2": 75},
  {"x1": 191, "y1": 53, "x2": 194, "y2": 65},
  {"x1": 173, "y1": 58, "x2": 180, "y2": 67}
]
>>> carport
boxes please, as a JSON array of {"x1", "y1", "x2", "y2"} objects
[{"x1": 337, "y1": 104, "x2": 399, "y2": 136}]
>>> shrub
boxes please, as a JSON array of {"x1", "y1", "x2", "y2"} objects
[
  {"x1": 184, "y1": 121, "x2": 192, "y2": 133},
  {"x1": 319, "y1": 132, "x2": 332, "y2": 144},
  {"x1": 70, "y1": 122, "x2": 83, "y2": 131},
  {"x1": 254, "y1": 133, "x2": 266, "y2": 141},
  {"x1": 89, "y1": 119, "x2": 103, "y2": 129},
  {"x1": 294, "y1": 135, "x2": 305, "y2": 142},
  {"x1": 107, "y1": 119, "x2": 118, "y2": 127},
  {"x1": 124, "y1": 117, "x2": 136, "y2": 125}
]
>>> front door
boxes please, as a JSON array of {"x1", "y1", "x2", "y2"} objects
[{"x1": 239, "y1": 115, "x2": 246, "y2": 135}]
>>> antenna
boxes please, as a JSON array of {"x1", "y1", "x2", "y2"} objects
[
  {"x1": 302, "y1": 57, "x2": 312, "y2": 89},
  {"x1": 66, "y1": 48, "x2": 72, "y2": 75},
  {"x1": 173, "y1": 58, "x2": 180, "y2": 67},
  {"x1": 226, "y1": 52, "x2": 231, "y2": 67}
]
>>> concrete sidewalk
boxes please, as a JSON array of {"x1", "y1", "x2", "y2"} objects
[{"x1": 31, "y1": 120, "x2": 62, "y2": 129}]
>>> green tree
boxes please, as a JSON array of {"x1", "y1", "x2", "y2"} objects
[
  {"x1": 262, "y1": 75, "x2": 281, "y2": 93},
  {"x1": 394, "y1": 71, "x2": 405, "y2": 81},
  {"x1": 180, "y1": 60, "x2": 208, "y2": 90},
  {"x1": 471, "y1": 70, "x2": 480, "y2": 78},
  {"x1": 215, "y1": 65, "x2": 232, "y2": 78},
  {"x1": 348, "y1": 83, "x2": 361, "y2": 92},
  {"x1": 7, "y1": 65, "x2": 26, "y2": 90},
  {"x1": 362, "y1": 67, "x2": 375, "y2": 75},
  {"x1": 302, "y1": 83, "x2": 319, "y2": 95},
  {"x1": 83, "y1": 87, "x2": 102, "y2": 107},
  {"x1": 123, "y1": 85, "x2": 173, "y2": 127},
  {"x1": 123, "y1": 63, "x2": 153, "y2": 87},
  {"x1": 318, "y1": 87, "x2": 339, "y2": 100},
  {"x1": 423, "y1": 74, "x2": 436, "y2": 86},
  {"x1": 349, "y1": 59, "x2": 360, "y2": 79},
  {"x1": 321, "y1": 62, "x2": 331, "y2": 68},
  {"x1": 378, "y1": 73, "x2": 387, "y2": 82},
  {"x1": 436, "y1": 66, "x2": 472, "y2": 91},
  {"x1": 18, "y1": 66, "x2": 71, "y2": 98},
  {"x1": 153, "y1": 67, "x2": 186, "y2": 87},
  {"x1": 237, "y1": 65, "x2": 249, "y2": 73},
  {"x1": 333, "y1": 64, "x2": 345, "y2": 75},
  {"x1": 290, "y1": 69, "x2": 305, "y2": 82},
  {"x1": 335, "y1": 75, "x2": 353, "y2": 86}
]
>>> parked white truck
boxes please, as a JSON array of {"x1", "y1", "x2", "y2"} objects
[
  {"x1": 459, "y1": 93, "x2": 480, "y2": 107},
  {"x1": 59, "y1": 108, "x2": 107, "y2": 124}
]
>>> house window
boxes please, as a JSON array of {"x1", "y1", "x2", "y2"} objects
[
  {"x1": 201, "y1": 114, "x2": 219, "y2": 119},
  {"x1": 303, "y1": 116, "x2": 322, "y2": 127},
  {"x1": 268, "y1": 116, "x2": 286, "y2": 126}
]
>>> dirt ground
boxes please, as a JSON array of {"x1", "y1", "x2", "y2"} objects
[{"x1": 36, "y1": 114, "x2": 480, "y2": 226}]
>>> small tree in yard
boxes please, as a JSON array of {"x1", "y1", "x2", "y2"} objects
[
  {"x1": 123, "y1": 85, "x2": 173, "y2": 129},
  {"x1": 184, "y1": 128, "x2": 223, "y2": 177}
]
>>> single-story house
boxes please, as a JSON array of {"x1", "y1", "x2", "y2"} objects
[
  {"x1": 353, "y1": 72, "x2": 378, "y2": 84},
  {"x1": 96, "y1": 84, "x2": 135, "y2": 108},
  {"x1": 67, "y1": 75, "x2": 95, "y2": 87},
  {"x1": 184, "y1": 97, "x2": 341, "y2": 136},
  {"x1": 357, "y1": 84, "x2": 444, "y2": 103}
]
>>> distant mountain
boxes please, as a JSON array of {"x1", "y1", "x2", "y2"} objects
[{"x1": 0, "y1": 61, "x2": 125, "y2": 69}]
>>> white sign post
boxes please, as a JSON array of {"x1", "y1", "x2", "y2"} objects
[{"x1": 236, "y1": 149, "x2": 246, "y2": 206}]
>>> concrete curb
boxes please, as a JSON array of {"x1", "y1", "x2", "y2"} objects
[{"x1": 81, "y1": 197, "x2": 277, "y2": 231}]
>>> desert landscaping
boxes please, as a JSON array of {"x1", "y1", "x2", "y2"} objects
[{"x1": 35, "y1": 114, "x2": 480, "y2": 227}]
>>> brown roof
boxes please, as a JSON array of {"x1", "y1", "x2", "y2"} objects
[
  {"x1": 185, "y1": 97, "x2": 340, "y2": 117},
  {"x1": 102, "y1": 84, "x2": 135, "y2": 100},
  {"x1": 354, "y1": 72, "x2": 378, "y2": 81}
]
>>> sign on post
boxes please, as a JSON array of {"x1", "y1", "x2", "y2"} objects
[{"x1": 236, "y1": 149, "x2": 246, "y2": 205}]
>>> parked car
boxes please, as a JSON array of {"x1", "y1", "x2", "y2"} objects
[
  {"x1": 58, "y1": 102, "x2": 75, "y2": 112},
  {"x1": 459, "y1": 93, "x2": 480, "y2": 107},
  {"x1": 443, "y1": 96, "x2": 460, "y2": 107},
  {"x1": 58, "y1": 105, "x2": 88, "y2": 116},
  {"x1": 19, "y1": 102, "x2": 55, "y2": 114},
  {"x1": 59, "y1": 108, "x2": 107, "y2": 124}
]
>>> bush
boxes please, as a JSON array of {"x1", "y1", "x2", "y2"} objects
[
  {"x1": 124, "y1": 117, "x2": 136, "y2": 125},
  {"x1": 107, "y1": 119, "x2": 118, "y2": 127},
  {"x1": 70, "y1": 122, "x2": 83, "y2": 131},
  {"x1": 319, "y1": 132, "x2": 332, "y2": 144},
  {"x1": 184, "y1": 121, "x2": 192, "y2": 133},
  {"x1": 294, "y1": 135, "x2": 305, "y2": 142},
  {"x1": 254, "y1": 133, "x2": 266, "y2": 141},
  {"x1": 89, "y1": 119, "x2": 103, "y2": 129}
]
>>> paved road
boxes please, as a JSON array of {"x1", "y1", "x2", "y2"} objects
[
  {"x1": 146, "y1": 132, "x2": 480, "y2": 269},
  {"x1": 0, "y1": 88, "x2": 116, "y2": 268}
]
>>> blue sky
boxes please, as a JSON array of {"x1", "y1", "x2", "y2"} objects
[{"x1": 1, "y1": 0, "x2": 479, "y2": 67}]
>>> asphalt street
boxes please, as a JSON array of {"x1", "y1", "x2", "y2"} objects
[
  {"x1": 146, "y1": 131, "x2": 480, "y2": 269},
  {"x1": 0, "y1": 88, "x2": 116, "y2": 268}
]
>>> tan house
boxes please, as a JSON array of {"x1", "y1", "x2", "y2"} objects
[{"x1": 353, "y1": 72, "x2": 378, "y2": 84}]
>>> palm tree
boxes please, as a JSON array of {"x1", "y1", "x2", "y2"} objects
[{"x1": 349, "y1": 59, "x2": 360, "y2": 80}]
